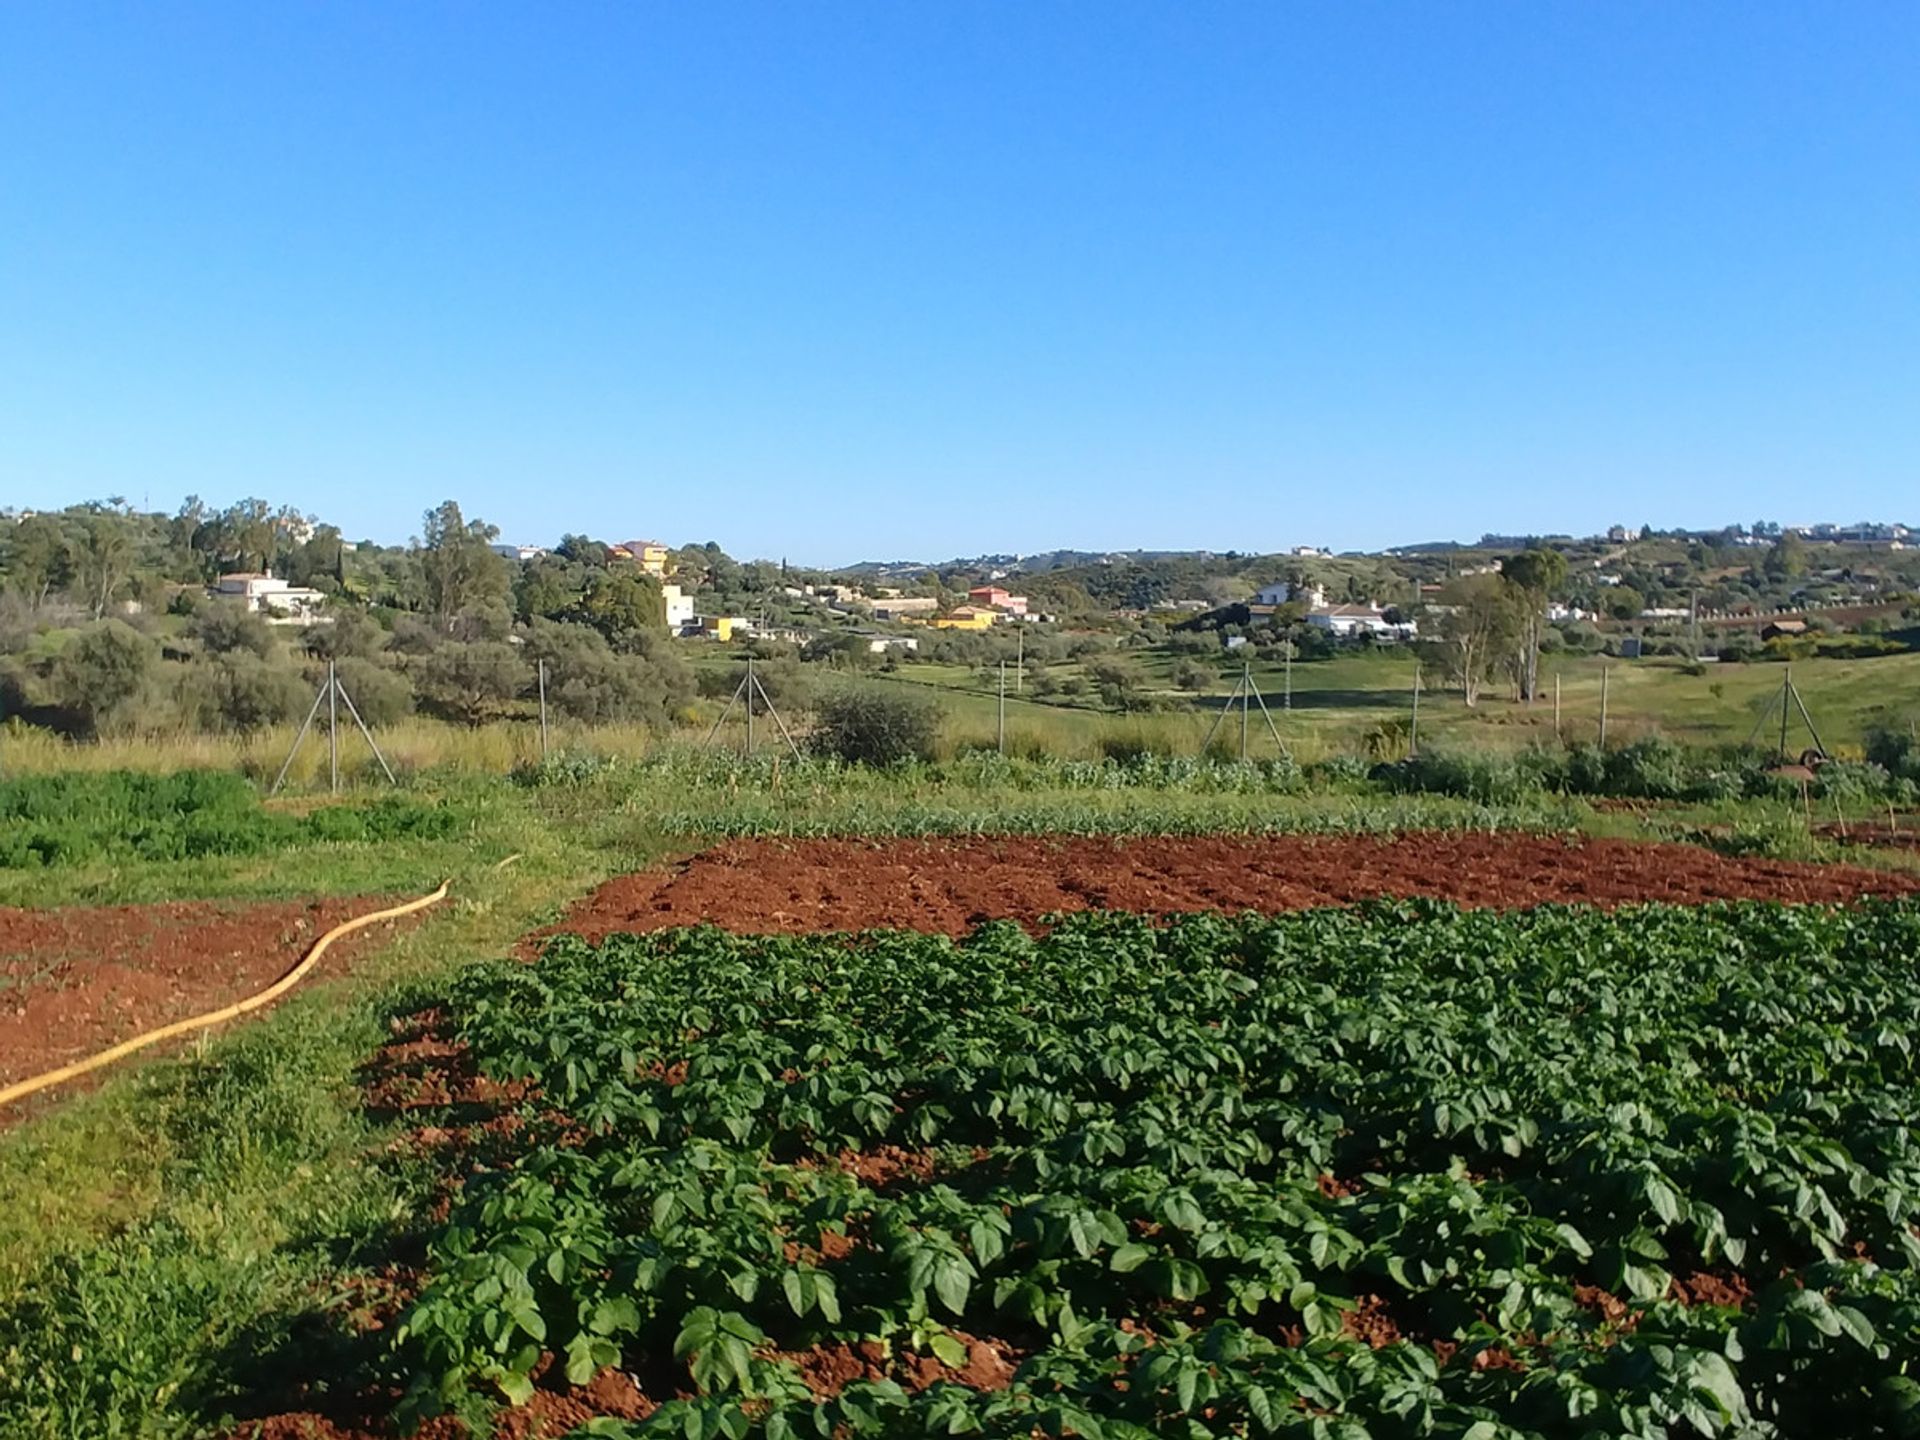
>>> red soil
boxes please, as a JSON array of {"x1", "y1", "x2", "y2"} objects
[
  {"x1": 541, "y1": 833, "x2": 1920, "y2": 942},
  {"x1": 0, "y1": 895, "x2": 416, "y2": 1097}
]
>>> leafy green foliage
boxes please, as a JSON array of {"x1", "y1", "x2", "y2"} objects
[
  {"x1": 0, "y1": 769, "x2": 459, "y2": 869},
  {"x1": 396, "y1": 900, "x2": 1920, "y2": 1434},
  {"x1": 808, "y1": 685, "x2": 941, "y2": 766}
]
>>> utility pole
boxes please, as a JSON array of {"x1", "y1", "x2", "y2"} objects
[
  {"x1": 1553, "y1": 671, "x2": 1561, "y2": 738},
  {"x1": 1240, "y1": 662, "x2": 1251, "y2": 760},
  {"x1": 997, "y1": 660, "x2": 1007, "y2": 756},
  {"x1": 537, "y1": 659, "x2": 550, "y2": 761},
  {"x1": 746, "y1": 655, "x2": 756, "y2": 756},
  {"x1": 1409, "y1": 664, "x2": 1421, "y2": 758},
  {"x1": 327, "y1": 660, "x2": 339, "y2": 794},
  {"x1": 1779, "y1": 663, "x2": 1791, "y2": 762},
  {"x1": 1283, "y1": 640, "x2": 1292, "y2": 711},
  {"x1": 1016, "y1": 626, "x2": 1024, "y2": 692},
  {"x1": 1599, "y1": 665, "x2": 1610, "y2": 748}
]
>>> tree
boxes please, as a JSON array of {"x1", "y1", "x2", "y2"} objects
[
  {"x1": 210, "y1": 498, "x2": 276, "y2": 574},
  {"x1": 1, "y1": 514, "x2": 72, "y2": 610},
  {"x1": 70, "y1": 513, "x2": 136, "y2": 619},
  {"x1": 54, "y1": 621, "x2": 154, "y2": 735},
  {"x1": 1171, "y1": 658, "x2": 1212, "y2": 692},
  {"x1": 809, "y1": 684, "x2": 940, "y2": 766},
  {"x1": 1087, "y1": 656, "x2": 1149, "y2": 711},
  {"x1": 414, "y1": 641, "x2": 528, "y2": 726},
  {"x1": 419, "y1": 501, "x2": 510, "y2": 632},
  {"x1": 193, "y1": 652, "x2": 310, "y2": 732},
  {"x1": 1603, "y1": 585, "x2": 1644, "y2": 622},
  {"x1": 1764, "y1": 532, "x2": 1809, "y2": 580},
  {"x1": 576, "y1": 569, "x2": 665, "y2": 650},
  {"x1": 1430, "y1": 574, "x2": 1525, "y2": 708},
  {"x1": 189, "y1": 602, "x2": 275, "y2": 657},
  {"x1": 1500, "y1": 548, "x2": 1568, "y2": 703},
  {"x1": 516, "y1": 555, "x2": 590, "y2": 622}
]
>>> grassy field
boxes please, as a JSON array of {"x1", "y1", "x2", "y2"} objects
[
  {"x1": 3, "y1": 718, "x2": 1920, "y2": 1433},
  {"x1": 7, "y1": 645, "x2": 1912, "y2": 785}
]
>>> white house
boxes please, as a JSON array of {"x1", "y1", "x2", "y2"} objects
[
  {"x1": 853, "y1": 631, "x2": 920, "y2": 654},
  {"x1": 210, "y1": 573, "x2": 327, "y2": 623},
  {"x1": 491, "y1": 543, "x2": 550, "y2": 562},
  {"x1": 1307, "y1": 604, "x2": 1417, "y2": 641},
  {"x1": 1253, "y1": 581, "x2": 1326, "y2": 608},
  {"x1": 660, "y1": 583, "x2": 696, "y2": 631}
]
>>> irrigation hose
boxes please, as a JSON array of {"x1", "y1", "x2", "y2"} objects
[{"x1": 0, "y1": 881, "x2": 452, "y2": 1110}]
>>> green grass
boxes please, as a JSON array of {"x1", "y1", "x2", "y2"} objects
[
  {"x1": 0, "y1": 746, "x2": 1918, "y2": 1436},
  {"x1": 0, "y1": 791, "x2": 679, "y2": 1437}
]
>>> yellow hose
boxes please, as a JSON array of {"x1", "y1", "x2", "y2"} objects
[{"x1": 0, "y1": 881, "x2": 451, "y2": 1110}]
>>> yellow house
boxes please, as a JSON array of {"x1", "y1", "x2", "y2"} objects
[
  {"x1": 699, "y1": 615, "x2": 750, "y2": 641},
  {"x1": 617, "y1": 539, "x2": 674, "y2": 577},
  {"x1": 933, "y1": 605, "x2": 998, "y2": 631}
]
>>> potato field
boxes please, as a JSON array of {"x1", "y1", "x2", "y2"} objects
[{"x1": 368, "y1": 900, "x2": 1920, "y2": 1439}]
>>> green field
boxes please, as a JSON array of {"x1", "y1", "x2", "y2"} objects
[{"x1": 3, "y1": 752, "x2": 1920, "y2": 1437}]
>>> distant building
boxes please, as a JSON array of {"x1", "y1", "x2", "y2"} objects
[
  {"x1": 1306, "y1": 604, "x2": 1416, "y2": 641},
  {"x1": 1761, "y1": 619, "x2": 1809, "y2": 642},
  {"x1": 491, "y1": 543, "x2": 550, "y2": 562},
  {"x1": 1607, "y1": 525, "x2": 1643, "y2": 543},
  {"x1": 613, "y1": 540, "x2": 673, "y2": 577},
  {"x1": 1252, "y1": 581, "x2": 1325, "y2": 608},
  {"x1": 695, "y1": 615, "x2": 750, "y2": 641},
  {"x1": 968, "y1": 585, "x2": 1029, "y2": 616},
  {"x1": 661, "y1": 583, "x2": 695, "y2": 631},
  {"x1": 210, "y1": 573, "x2": 327, "y2": 623},
  {"x1": 934, "y1": 606, "x2": 999, "y2": 631},
  {"x1": 852, "y1": 631, "x2": 920, "y2": 654},
  {"x1": 871, "y1": 596, "x2": 939, "y2": 621}
]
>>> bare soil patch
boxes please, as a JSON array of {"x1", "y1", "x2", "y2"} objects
[
  {"x1": 0, "y1": 895, "x2": 412, "y2": 1090},
  {"x1": 541, "y1": 833, "x2": 1920, "y2": 943}
]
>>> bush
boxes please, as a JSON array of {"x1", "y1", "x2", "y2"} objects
[
  {"x1": 808, "y1": 684, "x2": 939, "y2": 766},
  {"x1": 188, "y1": 603, "x2": 276, "y2": 657},
  {"x1": 414, "y1": 642, "x2": 528, "y2": 726},
  {"x1": 301, "y1": 610, "x2": 388, "y2": 662},
  {"x1": 194, "y1": 654, "x2": 311, "y2": 733},
  {"x1": 1602, "y1": 736, "x2": 1693, "y2": 799},
  {"x1": 330, "y1": 657, "x2": 415, "y2": 728},
  {"x1": 53, "y1": 621, "x2": 154, "y2": 736},
  {"x1": 1170, "y1": 659, "x2": 1211, "y2": 692}
]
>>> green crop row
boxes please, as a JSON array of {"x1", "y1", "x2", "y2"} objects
[
  {"x1": 377, "y1": 902, "x2": 1920, "y2": 1437},
  {"x1": 0, "y1": 769, "x2": 461, "y2": 869}
]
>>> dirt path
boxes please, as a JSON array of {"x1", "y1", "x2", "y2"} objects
[
  {"x1": 0, "y1": 896, "x2": 408, "y2": 1089},
  {"x1": 542, "y1": 833, "x2": 1920, "y2": 942}
]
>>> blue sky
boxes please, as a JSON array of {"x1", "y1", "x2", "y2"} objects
[{"x1": 2, "y1": 3, "x2": 1915, "y2": 564}]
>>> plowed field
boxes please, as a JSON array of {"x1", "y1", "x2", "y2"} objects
[
  {"x1": 0, "y1": 896, "x2": 409, "y2": 1092},
  {"x1": 545, "y1": 832, "x2": 1920, "y2": 942}
]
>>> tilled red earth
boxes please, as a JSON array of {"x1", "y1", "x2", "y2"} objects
[
  {"x1": 0, "y1": 896, "x2": 411, "y2": 1095},
  {"x1": 541, "y1": 832, "x2": 1920, "y2": 943}
]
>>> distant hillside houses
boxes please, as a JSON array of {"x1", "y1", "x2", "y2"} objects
[
  {"x1": 1308, "y1": 603, "x2": 1417, "y2": 641},
  {"x1": 211, "y1": 572, "x2": 328, "y2": 623},
  {"x1": 1252, "y1": 581, "x2": 1325, "y2": 607}
]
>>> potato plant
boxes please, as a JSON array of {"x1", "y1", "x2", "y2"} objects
[{"x1": 394, "y1": 902, "x2": 1920, "y2": 1436}]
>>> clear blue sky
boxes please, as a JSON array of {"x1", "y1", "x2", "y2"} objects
[{"x1": 2, "y1": 3, "x2": 1915, "y2": 564}]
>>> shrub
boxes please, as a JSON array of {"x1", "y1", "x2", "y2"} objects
[
  {"x1": 1603, "y1": 736, "x2": 1692, "y2": 799},
  {"x1": 1170, "y1": 659, "x2": 1211, "y2": 692},
  {"x1": 188, "y1": 603, "x2": 276, "y2": 657},
  {"x1": 414, "y1": 642, "x2": 528, "y2": 726},
  {"x1": 330, "y1": 657, "x2": 415, "y2": 728},
  {"x1": 808, "y1": 684, "x2": 939, "y2": 766},
  {"x1": 195, "y1": 654, "x2": 311, "y2": 732},
  {"x1": 301, "y1": 609, "x2": 388, "y2": 662},
  {"x1": 53, "y1": 621, "x2": 154, "y2": 736}
]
